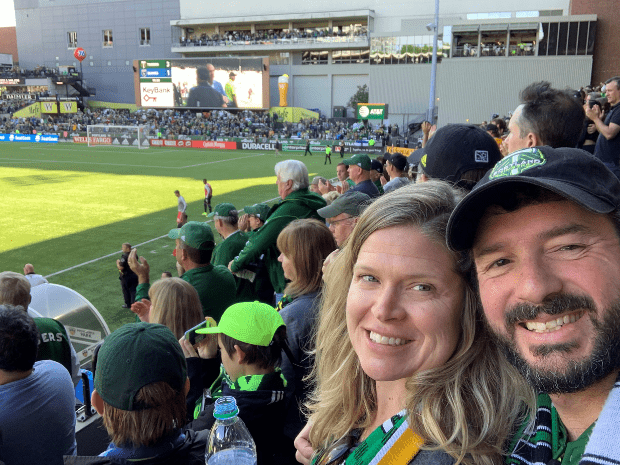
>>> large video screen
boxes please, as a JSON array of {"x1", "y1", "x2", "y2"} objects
[{"x1": 134, "y1": 57, "x2": 269, "y2": 110}]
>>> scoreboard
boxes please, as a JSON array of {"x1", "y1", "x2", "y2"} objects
[{"x1": 134, "y1": 57, "x2": 269, "y2": 110}]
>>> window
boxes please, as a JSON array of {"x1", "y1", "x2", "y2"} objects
[
  {"x1": 67, "y1": 31, "x2": 77, "y2": 49},
  {"x1": 332, "y1": 50, "x2": 369, "y2": 64},
  {"x1": 139, "y1": 27, "x2": 151, "y2": 46},
  {"x1": 302, "y1": 51, "x2": 328, "y2": 65},
  {"x1": 103, "y1": 29, "x2": 113, "y2": 47}
]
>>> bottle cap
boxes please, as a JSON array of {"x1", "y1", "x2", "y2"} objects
[{"x1": 213, "y1": 396, "x2": 239, "y2": 419}]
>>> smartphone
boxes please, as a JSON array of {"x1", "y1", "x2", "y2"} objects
[
  {"x1": 184, "y1": 317, "x2": 216, "y2": 345},
  {"x1": 329, "y1": 177, "x2": 342, "y2": 187}
]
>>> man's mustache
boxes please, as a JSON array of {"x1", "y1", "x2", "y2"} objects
[{"x1": 505, "y1": 294, "x2": 596, "y2": 327}]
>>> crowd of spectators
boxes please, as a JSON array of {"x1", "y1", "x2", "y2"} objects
[
  {"x1": 0, "y1": 105, "x2": 393, "y2": 142},
  {"x1": 179, "y1": 25, "x2": 368, "y2": 47},
  {"x1": 3, "y1": 77, "x2": 620, "y2": 465}
]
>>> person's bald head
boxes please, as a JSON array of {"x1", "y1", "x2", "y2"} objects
[
  {"x1": 23, "y1": 264, "x2": 34, "y2": 275},
  {"x1": 0, "y1": 271, "x2": 31, "y2": 310}
]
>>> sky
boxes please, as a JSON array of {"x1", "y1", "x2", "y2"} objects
[{"x1": 0, "y1": 0, "x2": 16, "y2": 27}]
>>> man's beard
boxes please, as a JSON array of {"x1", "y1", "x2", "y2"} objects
[{"x1": 487, "y1": 293, "x2": 620, "y2": 394}]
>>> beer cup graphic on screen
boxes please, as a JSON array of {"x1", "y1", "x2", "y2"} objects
[{"x1": 278, "y1": 74, "x2": 289, "y2": 107}]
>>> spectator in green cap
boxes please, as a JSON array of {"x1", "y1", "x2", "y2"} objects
[
  {"x1": 239, "y1": 203, "x2": 270, "y2": 233},
  {"x1": 343, "y1": 153, "x2": 380, "y2": 198},
  {"x1": 229, "y1": 160, "x2": 326, "y2": 297},
  {"x1": 180, "y1": 301, "x2": 289, "y2": 465},
  {"x1": 208, "y1": 203, "x2": 255, "y2": 303},
  {"x1": 89, "y1": 322, "x2": 208, "y2": 463},
  {"x1": 236, "y1": 202, "x2": 276, "y2": 305},
  {"x1": 129, "y1": 221, "x2": 236, "y2": 322}
]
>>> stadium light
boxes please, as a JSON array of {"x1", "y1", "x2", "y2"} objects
[{"x1": 426, "y1": 0, "x2": 439, "y2": 123}]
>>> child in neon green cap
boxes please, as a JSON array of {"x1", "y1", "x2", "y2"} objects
[{"x1": 179, "y1": 301, "x2": 290, "y2": 465}]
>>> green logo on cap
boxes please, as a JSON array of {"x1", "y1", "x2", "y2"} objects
[{"x1": 489, "y1": 148, "x2": 546, "y2": 179}]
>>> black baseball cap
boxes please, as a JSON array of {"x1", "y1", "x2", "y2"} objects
[
  {"x1": 447, "y1": 146, "x2": 620, "y2": 251},
  {"x1": 370, "y1": 159, "x2": 383, "y2": 173},
  {"x1": 420, "y1": 124, "x2": 501, "y2": 182},
  {"x1": 388, "y1": 153, "x2": 408, "y2": 171}
]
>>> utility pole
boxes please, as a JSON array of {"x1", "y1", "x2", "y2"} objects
[{"x1": 427, "y1": 0, "x2": 439, "y2": 123}]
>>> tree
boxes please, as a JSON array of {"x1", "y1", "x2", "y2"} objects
[{"x1": 347, "y1": 84, "x2": 369, "y2": 111}]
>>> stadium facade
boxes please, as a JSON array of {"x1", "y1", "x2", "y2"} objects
[{"x1": 14, "y1": 0, "x2": 597, "y2": 125}]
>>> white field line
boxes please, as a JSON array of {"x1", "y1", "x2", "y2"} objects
[
  {"x1": 44, "y1": 196, "x2": 281, "y2": 278},
  {"x1": 0, "y1": 153, "x2": 265, "y2": 169},
  {"x1": 20, "y1": 146, "x2": 181, "y2": 155}
]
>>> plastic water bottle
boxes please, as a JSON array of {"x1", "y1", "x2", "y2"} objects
[{"x1": 205, "y1": 396, "x2": 257, "y2": 465}]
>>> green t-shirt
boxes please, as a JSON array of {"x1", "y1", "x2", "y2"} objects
[
  {"x1": 212, "y1": 230, "x2": 255, "y2": 302},
  {"x1": 34, "y1": 318, "x2": 73, "y2": 376},
  {"x1": 181, "y1": 265, "x2": 237, "y2": 321},
  {"x1": 135, "y1": 264, "x2": 237, "y2": 322},
  {"x1": 506, "y1": 393, "x2": 594, "y2": 465}
]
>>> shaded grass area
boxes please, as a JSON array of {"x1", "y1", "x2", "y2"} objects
[{"x1": 1, "y1": 143, "x2": 338, "y2": 331}]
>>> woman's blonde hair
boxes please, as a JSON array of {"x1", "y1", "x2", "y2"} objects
[
  {"x1": 148, "y1": 277, "x2": 203, "y2": 339},
  {"x1": 306, "y1": 181, "x2": 534, "y2": 465},
  {"x1": 276, "y1": 219, "x2": 337, "y2": 298}
]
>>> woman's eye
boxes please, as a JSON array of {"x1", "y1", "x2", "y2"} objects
[
  {"x1": 412, "y1": 284, "x2": 432, "y2": 291},
  {"x1": 360, "y1": 275, "x2": 378, "y2": 283}
]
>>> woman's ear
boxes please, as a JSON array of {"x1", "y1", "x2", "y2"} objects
[{"x1": 91, "y1": 390, "x2": 105, "y2": 415}]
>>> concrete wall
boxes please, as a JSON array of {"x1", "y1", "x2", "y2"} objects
[
  {"x1": 14, "y1": 0, "x2": 181, "y2": 103},
  {"x1": 436, "y1": 55, "x2": 592, "y2": 125},
  {"x1": 179, "y1": 0, "x2": 571, "y2": 29},
  {"x1": 571, "y1": 0, "x2": 619, "y2": 85},
  {"x1": 0, "y1": 27, "x2": 19, "y2": 64}
]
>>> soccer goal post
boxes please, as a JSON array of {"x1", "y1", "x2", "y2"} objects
[{"x1": 87, "y1": 125, "x2": 151, "y2": 149}]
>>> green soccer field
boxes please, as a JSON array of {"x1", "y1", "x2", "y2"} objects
[{"x1": 0, "y1": 142, "x2": 337, "y2": 331}]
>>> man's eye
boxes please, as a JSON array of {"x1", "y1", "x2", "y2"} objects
[
  {"x1": 558, "y1": 244, "x2": 583, "y2": 252},
  {"x1": 491, "y1": 258, "x2": 510, "y2": 268}
]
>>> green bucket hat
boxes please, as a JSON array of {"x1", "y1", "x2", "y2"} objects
[
  {"x1": 206, "y1": 203, "x2": 237, "y2": 219},
  {"x1": 94, "y1": 323, "x2": 187, "y2": 411},
  {"x1": 168, "y1": 221, "x2": 214, "y2": 250},
  {"x1": 197, "y1": 301, "x2": 285, "y2": 347},
  {"x1": 243, "y1": 203, "x2": 271, "y2": 220},
  {"x1": 343, "y1": 153, "x2": 372, "y2": 171}
]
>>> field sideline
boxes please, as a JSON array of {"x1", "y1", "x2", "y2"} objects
[{"x1": 0, "y1": 142, "x2": 338, "y2": 331}]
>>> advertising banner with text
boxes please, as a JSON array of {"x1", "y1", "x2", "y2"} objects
[
  {"x1": 190, "y1": 140, "x2": 237, "y2": 150},
  {"x1": 0, "y1": 133, "x2": 58, "y2": 143}
]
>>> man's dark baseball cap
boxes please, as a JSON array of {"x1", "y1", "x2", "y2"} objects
[
  {"x1": 420, "y1": 124, "x2": 501, "y2": 182},
  {"x1": 447, "y1": 146, "x2": 620, "y2": 251},
  {"x1": 370, "y1": 159, "x2": 383, "y2": 174},
  {"x1": 229, "y1": 72, "x2": 237, "y2": 77},
  {"x1": 317, "y1": 191, "x2": 371, "y2": 219},
  {"x1": 94, "y1": 323, "x2": 187, "y2": 411},
  {"x1": 388, "y1": 153, "x2": 408, "y2": 172}
]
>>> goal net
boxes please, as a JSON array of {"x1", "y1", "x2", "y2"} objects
[{"x1": 87, "y1": 125, "x2": 150, "y2": 149}]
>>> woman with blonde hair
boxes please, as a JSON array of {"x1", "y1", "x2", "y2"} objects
[
  {"x1": 131, "y1": 277, "x2": 203, "y2": 339},
  {"x1": 298, "y1": 181, "x2": 533, "y2": 465},
  {"x1": 275, "y1": 218, "x2": 337, "y2": 463}
]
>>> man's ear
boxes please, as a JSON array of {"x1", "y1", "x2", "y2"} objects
[
  {"x1": 233, "y1": 344, "x2": 247, "y2": 365},
  {"x1": 526, "y1": 132, "x2": 541, "y2": 148},
  {"x1": 91, "y1": 390, "x2": 105, "y2": 415}
]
